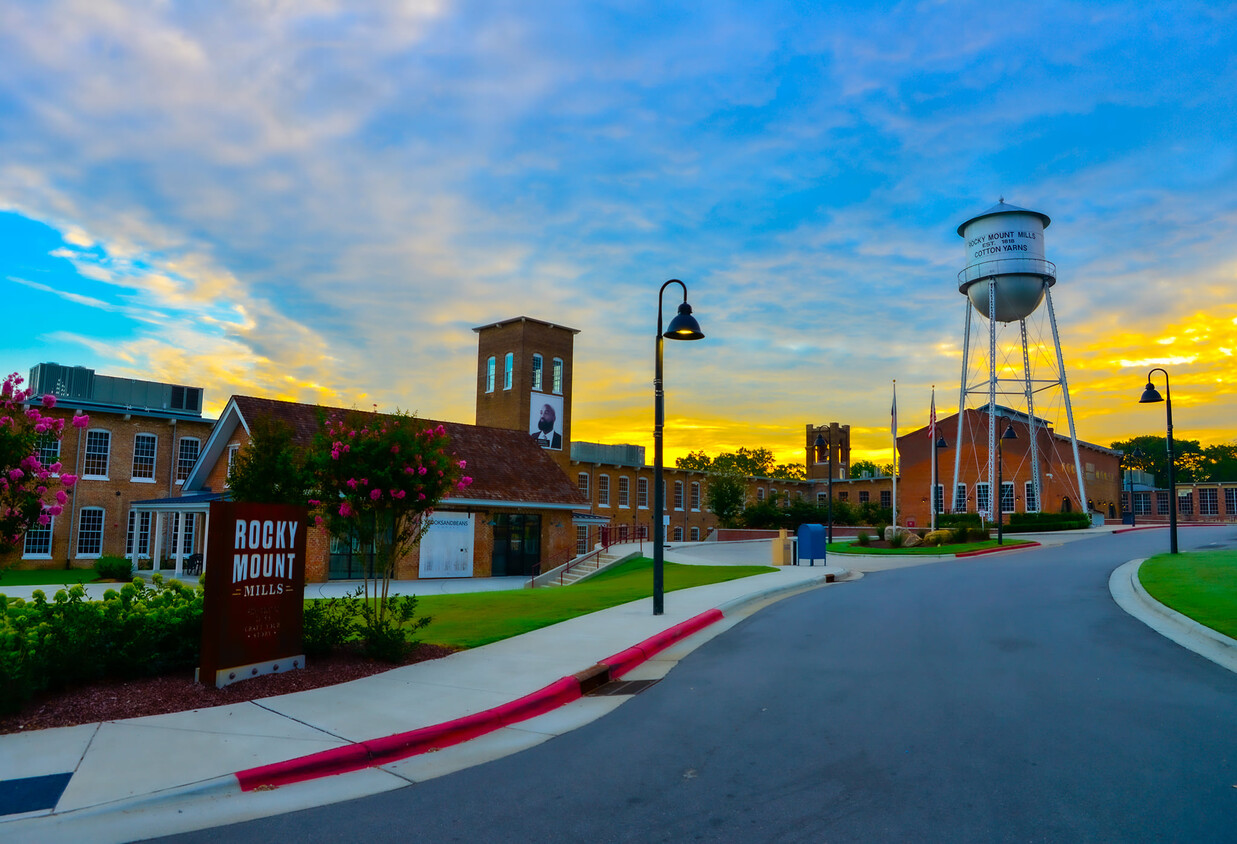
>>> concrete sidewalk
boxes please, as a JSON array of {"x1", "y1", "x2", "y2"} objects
[{"x1": 0, "y1": 563, "x2": 841, "y2": 844}]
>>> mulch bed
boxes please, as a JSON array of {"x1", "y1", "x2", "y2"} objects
[{"x1": 0, "y1": 643, "x2": 456, "y2": 735}]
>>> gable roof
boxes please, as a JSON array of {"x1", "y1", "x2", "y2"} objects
[{"x1": 185, "y1": 395, "x2": 586, "y2": 509}]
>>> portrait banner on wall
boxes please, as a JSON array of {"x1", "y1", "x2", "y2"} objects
[
  {"x1": 419, "y1": 513, "x2": 475, "y2": 578},
  {"x1": 529, "y1": 391, "x2": 564, "y2": 450},
  {"x1": 200, "y1": 501, "x2": 308, "y2": 688}
]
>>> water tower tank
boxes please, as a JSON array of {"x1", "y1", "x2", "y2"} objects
[{"x1": 957, "y1": 201, "x2": 1055, "y2": 323}]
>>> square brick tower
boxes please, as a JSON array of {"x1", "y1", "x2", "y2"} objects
[{"x1": 474, "y1": 316, "x2": 580, "y2": 473}]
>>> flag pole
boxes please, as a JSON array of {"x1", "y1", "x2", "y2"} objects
[
  {"x1": 929, "y1": 385, "x2": 937, "y2": 532},
  {"x1": 891, "y1": 380, "x2": 898, "y2": 530}
]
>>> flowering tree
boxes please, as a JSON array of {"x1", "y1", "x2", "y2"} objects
[
  {"x1": 308, "y1": 409, "x2": 472, "y2": 630},
  {"x1": 1, "y1": 373, "x2": 86, "y2": 555}
]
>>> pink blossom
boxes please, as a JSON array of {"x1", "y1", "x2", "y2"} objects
[
  {"x1": 360, "y1": 478, "x2": 368, "y2": 486},
  {"x1": 308, "y1": 499, "x2": 321, "y2": 506},
  {"x1": 460, "y1": 476, "x2": 473, "y2": 487},
  {"x1": 418, "y1": 466, "x2": 427, "y2": 475},
  {"x1": 42, "y1": 394, "x2": 56, "y2": 408},
  {"x1": 390, "y1": 445, "x2": 400, "y2": 454},
  {"x1": 417, "y1": 492, "x2": 426, "y2": 500},
  {"x1": 55, "y1": 490, "x2": 68, "y2": 505},
  {"x1": 34, "y1": 420, "x2": 51, "y2": 433},
  {"x1": 314, "y1": 515, "x2": 325, "y2": 528},
  {"x1": 339, "y1": 502, "x2": 354, "y2": 517},
  {"x1": 347, "y1": 478, "x2": 358, "y2": 489},
  {"x1": 331, "y1": 448, "x2": 341, "y2": 460},
  {"x1": 435, "y1": 424, "x2": 445, "y2": 435},
  {"x1": 50, "y1": 462, "x2": 61, "y2": 473},
  {"x1": 8, "y1": 469, "x2": 22, "y2": 482},
  {"x1": 37, "y1": 513, "x2": 50, "y2": 526},
  {"x1": 46, "y1": 505, "x2": 63, "y2": 516},
  {"x1": 392, "y1": 490, "x2": 405, "y2": 499},
  {"x1": 369, "y1": 489, "x2": 382, "y2": 501},
  {"x1": 457, "y1": 460, "x2": 467, "y2": 469},
  {"x1": 72, "y1": 413, "x2": 89, "y2": 428},
  {"x1": 61, "y1": 473, "x2": 77, "y2": 487}
]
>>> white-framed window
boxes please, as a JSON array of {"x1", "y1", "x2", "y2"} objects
[
  {"x1": 171, "y1": 513, "x2": 197, "y2": 558},
  {"x1": 177, "y1": 437, "x2": 200, "y2": 483},
  {"x1": 1024, "y1": 481, "x2": 1040, "y2": 513},
  {"x1": 673, "y1": 526, "x2": 683, "y2": 542},
  {"x1": 503, "y1": 352, "x2": 514, "y2": 390},
  {"x1": 756, "y1": 487, "x2": 765, "y2": 502},
  {"x1": 1226, "y1": 488, "x2": 1237, "y2": 516},
  {"x1": 132, "y1": 432, "x2": 157, "y2": 481},
  {"x1": 36, "y1": 433, "x2": 60, "y2": 472},
  {"x1": 618, "y1": 476, "x2": 630, "y2": 508},
  {"x1": 1157, "y1": 493, "x2": 1169, "y2": 515},
  {"x1": 1178, "y1": 492, "x2": 1193, "y2": 516},
  {"x1": 637, "y1": 477, "x2": 649, "y2": 508},
  {"x1": 77, "y1": 507, "x2": 104, "y2": 557},
  {"x1": 577, "y1": 472, "x2": 589, "y2": 499},
  {"x1": 485, "y1": 356, "x2": 496, "y2": 392},
  {"x1": 83, "y1": 429, "x2": 111, "y2": 479},
  {"x1": 690, "y1": 526, "x2": 700, "y2": 541},
  {"x1": 532, "y1": 354, "x2": 544, "y2": 391},
  {"x1": 976, "y1": 482, "x2": 991, "y2": 514},
  {"x1": 690, "y1": 482, "x2": 701, "y2": 511},
  {"x1": 552, "y1": 358, "x2": 563, "y2": 394},
  {"x1": 674, "y1": 481, "x2": 684, "y2": 511},
  {"x1": 23, "y1": 516, "x2": 53, "y2": 558},
  {"x1": 953, "y1": 484, "x2": 967, "y2": 512},
  {"x1": 598, "y1": 474, "x2": 610, "y2": 507},
  {"x1": 1134, "y1": 491, "x2": 1152, "y2": 515},
  {"x1": 1199, "y1": 488, "x2": 1219, "y2": 516},
  {"x1": 576, "y1": 526, "x2": 589, "y2": 555},
  {"x1": 126, "y1": 509, "x2": 152, "y2": 559},
  {"x1": 1001, "y1": 481, "x2": 1015, "y2": 514}
]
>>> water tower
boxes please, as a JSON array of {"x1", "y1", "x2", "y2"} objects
[{"x1": 951, "y1": 200, "x2": 1087, "y2": 518}]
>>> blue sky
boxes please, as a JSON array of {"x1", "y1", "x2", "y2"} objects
[{"x1": 2, "y1": 1, "x2": 1235, "y2": 466}]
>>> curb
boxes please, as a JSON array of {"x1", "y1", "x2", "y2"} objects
[
  {"x1": 1109, "y1": 558, "x2": 1237, "y2": 675},
  {"x1": 955, "y1": 541, "x2": 1041, "y2": 558}
]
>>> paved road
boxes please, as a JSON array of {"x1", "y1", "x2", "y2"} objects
[{"x1": 157, "y1": 528, "x2": 1237, "y2": 843}]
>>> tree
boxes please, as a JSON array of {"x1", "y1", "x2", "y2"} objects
[
  {"x1": 1110, "y1": 435, "x2": 1206, "y2": 485},
  {"x1": 677, "y1": 447, "x2": 804, "y2": 480},
  {"x1": 849, "y1": 460, "x2": 888, "y2": 479},
  {"x1": 1, "y1": 373, "x2": 82, "y2": 555},
  {"x1": 705, "y1": 469, "x2": 747, "y2": 528},
  {"x1": 1202, "y1": 443, "x2": 1237, "y2": 481},
  {"x1": 307, "y1": 410, "x2": 471, "y2": 654},
  {"x1": 227, "y1": 416, "x2": 312, "y2": 505}
]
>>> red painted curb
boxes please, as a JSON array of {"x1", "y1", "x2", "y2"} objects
[
  {"x1": 956, "y1": 541, "x2": 1041, "y2": 558},
  {"x1": 1112, "y1": 525, "x2": 1166, "y2": 534},
  {"x1": 236, "y1": 608, "x2": 728, "y2": 791}
]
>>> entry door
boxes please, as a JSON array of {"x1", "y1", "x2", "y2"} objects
[{"x1": 492, "y1": 514, "x2": 542, "y2": 577}]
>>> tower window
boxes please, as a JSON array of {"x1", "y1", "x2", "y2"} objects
[
  {"x1": 485, "y1": 356, "x2": 496, "y2": 393},
  {"x1": 532, "y1": 354, "x2": 543, "y2": 391},
  {"x1": 503, "y1": 353, "x2": 513, "y2": 390},
  {"x1": 552, "y1": 358, "x2": 563, "y2": 394}
]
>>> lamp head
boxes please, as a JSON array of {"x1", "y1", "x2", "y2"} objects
[
  {"x1": 664, "y1": 302, "x2": 704, "y2": 340},
  {"x1": 1001, "y1": 422, "x2": 1017, "y2": 440},
  {"x1": 935, "y1": 436, "x2": 948, "y2": 449},
  {"x1": 1139, "y1": 382, "x2": 1163, "y2": 404}
]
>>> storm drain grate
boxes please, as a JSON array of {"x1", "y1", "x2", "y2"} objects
[{"x1": 586, "y1": 678, "x2": 662, "y2": 697}]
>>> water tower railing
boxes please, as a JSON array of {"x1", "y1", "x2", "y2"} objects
[{"x1": 957, "y1": 257, "x2": 1056, "y2": 288}]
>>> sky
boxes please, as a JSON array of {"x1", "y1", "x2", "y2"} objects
[{"x1": 2, "y1": 0, "x2": 1235, "y2": 468}]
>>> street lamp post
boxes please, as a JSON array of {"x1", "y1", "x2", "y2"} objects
[
  {"x1": 995, "y1": 417, "x2": 1017, "y2": 545},
  {"x1": 653, "y1": 279, "x2": 704, "y2": 615},
  {"x1": 1125, "y1": 446, "x2": 1143, "y2": 527},
  {"x1": 932, "y1": 436, "x2": 947, "y2": 530},
  {"x1": 1139, "y1": 369, "x2": 1177, "y2": 554}
]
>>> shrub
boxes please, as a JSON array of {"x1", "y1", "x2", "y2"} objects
[
  {"x1": 855, "y1": 532, "x2": 871, "y2": 547},
  {"x1": 94, "y1": 555, "x2": 133, "y2": 581},
  {"x1": 889, "y1": 531, "x2": 905, "y2": 549},
  {"x1": 302, "y1": 590, "x2": 362, "y2": 658},
  {"x1": 301, "y1": 589, "x2": 432, "y2": 662}
]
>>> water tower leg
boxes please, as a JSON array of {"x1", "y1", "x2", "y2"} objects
[
  {"x1": 1044, "y1": 286, "x2": 1088, "y2": 513},
  {"x1": 988, "y1": 279, "x2": 997, "y2": 518},
  {"x1": 1020, "y1": 317, "x2": 1042, "y2": 513},
  {"x1": 953, "y1": 300, "x2": 971, "y2": 512}
]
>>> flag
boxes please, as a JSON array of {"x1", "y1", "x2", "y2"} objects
[
  {"x1": 927, "y1": 387, "x2": 936, "y2": 441},
  {"x1": 890, "y1": 381, "x2": 898, "y2": 439}
]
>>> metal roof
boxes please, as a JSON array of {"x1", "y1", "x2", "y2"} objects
[{"x1": 957, "y1": 200, "x2": 1052, "y2": 236}]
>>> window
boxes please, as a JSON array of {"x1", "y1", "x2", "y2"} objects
[
  {"x1": 1134, "y1": 491, "x2": 1152, "y2": 515},
  {"x1": 618, "y1": 524, "x2": 629, "y2": 542},
  {"x1": 674, "y1": 481, "x2": 684, "y2": 510},
  {"x1": 126, "y1": 510, "x2": 151, "y2": 559},
  {"x1": 35, "y1": 434, "x2": 60, "y2": 472},
  {"x1": 171, "y1": 513, "x2": 197, "y2": 558},
  {"x1": 1199, "y1": 488, "x2": 1218, "y2": 516},
  {"x1": 817, "y1": 492, "x2": 827, "y2": 504},
  {"x1": 1001, "y1": 482, "x2": 1014, "y2": 514},
  {"x1": 552, "y1": 358, "x2": 563, "y2": 394},
  {"x1": 177, "y1": 437, "x2": 200, "y2": 483},
  {"x1": 532, "y1": 354, "x2": 543, "y2": 391},
  {"x1": 1157, "y1": 492, "x2": 1169, "y2": 515},
  {"x1": 23, "y1": 517, "x2": 52, "y2": 558},
  {"x1": 838, "y1": 491, "x2": 849, "y2": 501},
  {"x1": 503, "y1": 352, "x2": 513, "y2": 390},
  {"x1": 77, "y1": 507, "x2": 104, "y2": 557},
  {"x1": 859, "y1": 490, "x2": 870, "y2": 504},
  {"x1": 1178, "y1": 492, "x2": 1193, "y2": 516},
  {"x1": 598, "y1": 474, "x2": 610, "y2": 507},
  {"x1": 953, "y1": 484, "x2": 966, "y2": 512},
  {"x1": 756, "y1": 487, "x2": 765, "y2": 502},
  {"x1": 1226, "y1": 488, "x2": 1237, "y2": 516},
  {"x1": 226, "y1": 444, "x2": 240, "y2": 484},
  {"x1": 637, "y1": 477, "x2": 649, "y2": 508},
  {"x1": 1024, "y1": 481, "x2": 1040, "y2": 513},
  {"x1": 673, "y1": 526, "x2": 683, "y2": 542},
  {"x1": 691, "y1": 482, "x2": 701, "y2": 511},
  {"x1": 618, "y1": 476, "x2": 630, "y2": 508},
  {"x1": 132, "y1": 432, "x2": 157, "y2": 481},
  {"x1": 931, "y1": 485, "x2": 943, "y2": 514},
  {"x1": 690, "y1": 527, "x2": 700, "y2": 541},
  {"x1": 577, "y1": 472, "x2": 589, "y2": 499},
  {"x1": 485, "y1": 356, "x2": 496, "y2": 392},
  {"x1": 976, "y1": 482, "x2": 991, "y2": 514},
  {"x1": 84, "y1": 429, "x2": 111, "y2": 478},
  {"x1": 879, "y1": 489, "x2": 890, "y2": 509},
  {"x1": 576, "y1": 526, "x2": 589, "y2": 556}
]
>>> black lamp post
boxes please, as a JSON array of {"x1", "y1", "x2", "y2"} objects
[
  {"x1": 814, "y1": 433, "x2": 834, "y2": 544},
  {"x1": 995, "y1": 418, "x2": 1017, "y2": 545},
  {"x1": 932, "y1": 436, "x2": 947, "y2": 530},
  {"x1": 653, "y1": 279, "x2": 704, "y2": 615},
  {"x1": 1125, "y1": 446, "x2": 1144, "y2": 527},
  {"x1": 1139, "y1": 369, "x2": 1177, "y2": 554}
]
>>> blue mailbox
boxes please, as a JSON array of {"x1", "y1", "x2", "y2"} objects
[{"x1": 797, "y1": 523, "x2": 827, "y2": 566}]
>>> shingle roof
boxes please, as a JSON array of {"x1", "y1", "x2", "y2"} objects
[{"x1": 231, "y1": 396, "x2": 585, "y2": 508}]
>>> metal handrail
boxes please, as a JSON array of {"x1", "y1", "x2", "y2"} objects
[
  {"x1": 957, "y1": 257, "x2": 1056, "y2": 287},
  {"x1": 526, "y1": 521, "x2": 649, "y2": 587}
]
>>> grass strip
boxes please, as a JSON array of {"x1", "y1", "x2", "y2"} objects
[
  {"x1": 1138, "y1": 550, "x2": 1237, "y2": 639},
  {"x1": 826, "y1": 539, "x2": 1033, "y2": 555},
  {"x1": 0, "y1": 569, "x2": 101, "y2": 587},
  {"x1": 371, "y1": 558, "x2": 773, "y2": 649}
]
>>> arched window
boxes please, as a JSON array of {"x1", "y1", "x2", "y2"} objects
[
  {"x1": 132, "y1": 432, "x2": 157, "y2": 481},
  {"x1": 503, "y1": 352, "x2": 514, "y2": 390},
  {"x1": 552, "y1": 358, "x2": 563, "y2": 394},
  {"x1": 485, "y1": 356, "x2": 496, "y2": 393}
]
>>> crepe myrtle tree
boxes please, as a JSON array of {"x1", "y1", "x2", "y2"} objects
[
  {"x1": 1, "y1": 373, "x2": 85, "y2": 556},
  {"x1": 308, "y1": 409, "x2": 471, "y2": 627}
]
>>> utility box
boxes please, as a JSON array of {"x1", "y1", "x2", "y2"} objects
[
  {"x1": 771, "y1": 528, "x2": 794, "y2": 565},
  {"x1": 797, "y1": 524, "x2": 827, "y2": 566}
]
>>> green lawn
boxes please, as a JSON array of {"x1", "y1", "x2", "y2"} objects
[
  {"x1": 1139, "y1": 550, "x2": 1237, "y2": 639},
  {"x1": 826, "y1": 539, "x2": 1034, "y2": 555},
  {"x1": 363, "y1": 558, "x2": 775, "y2": 649},
  {"x1": 0, "y1": 568, "x2": 102, "y2": 587}
]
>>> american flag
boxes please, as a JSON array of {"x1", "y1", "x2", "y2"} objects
[{"x1": 927, "y1": 387, "x2": 936, "y2": 440}]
